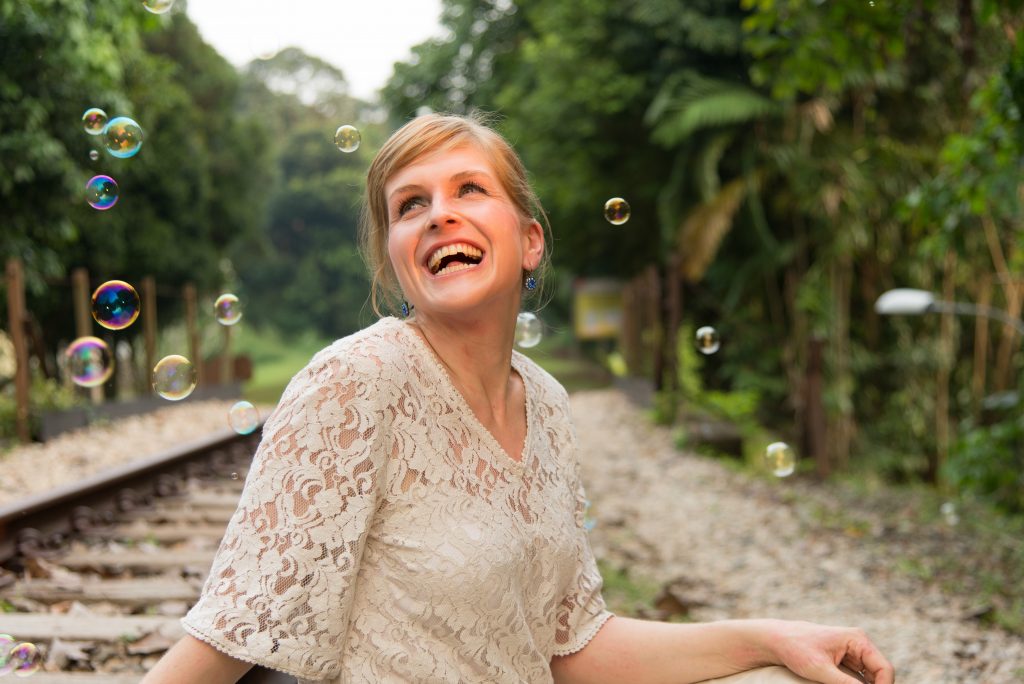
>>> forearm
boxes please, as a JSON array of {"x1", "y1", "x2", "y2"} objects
[
  {"x1": 551, "y1": 616, "x2": 782, "y2": 684},
  {"x1": 141, "y1": 635, "x2": 253, "y2": 684}
]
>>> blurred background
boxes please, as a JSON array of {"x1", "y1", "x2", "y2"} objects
[{"x1": 2, "y1": 0, "x2": 1023, "y2": 644}]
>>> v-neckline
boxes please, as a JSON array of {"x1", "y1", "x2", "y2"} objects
[{"x1": 399, "y1": 318, "x2": 533, "y2": 471}]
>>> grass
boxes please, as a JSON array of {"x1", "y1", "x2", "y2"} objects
[
  {"x1": 597, "y1": 559, "x2": 663, "y2": 617},
  {"x1": 232, "y1": 326, "x2": 333, "y2": 405}
]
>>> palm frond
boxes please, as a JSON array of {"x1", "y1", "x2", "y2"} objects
[
  {"x1": 677, "y1": 174, "x2": 760, "y2": 282},
  {"x1": 647, "y1": 71, "x2": 782, "y2": 147}
]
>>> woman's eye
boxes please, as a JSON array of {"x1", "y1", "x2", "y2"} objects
[
  {"x1": 459, "y1": 181, "x2": 487, "y2": 196},
  {"x1": 397, "y1": 197, "x2": 424, "y2": 216}
]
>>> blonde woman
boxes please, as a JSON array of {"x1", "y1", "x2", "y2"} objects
[{"x1": 142, "y1": 113, "x2": 894, "y2": 684}]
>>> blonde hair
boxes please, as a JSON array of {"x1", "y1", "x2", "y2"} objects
[{"x1": 359, "y1": 111, "x2": 550, "y2": 316}]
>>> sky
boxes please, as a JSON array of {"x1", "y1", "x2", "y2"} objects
[{"x1": 184, "y1": 0, "x2": 446, "y2": 101}]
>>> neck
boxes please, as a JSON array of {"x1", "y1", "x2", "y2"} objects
[{"x1": 408, "y1": 305, "x2": 520, "y2": 410}]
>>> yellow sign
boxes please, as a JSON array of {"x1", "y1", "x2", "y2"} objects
[{"x1": 573, "y1": 279, "x2": 623, "y2": 340}]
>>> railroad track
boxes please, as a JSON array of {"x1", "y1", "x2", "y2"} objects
[{"x1": 0, "y1": 425, "x2": 293, "y2": 683}]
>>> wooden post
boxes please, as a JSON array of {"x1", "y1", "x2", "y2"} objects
[
  {"x1": 183, "y1": 283, "x2": 203, "y2": 386},
  {"x1": 71, "y1": 268, "x2": 91, "y2": 339},
  {"x1": 71, "y1": 267, "x2": 103, "y2": 403},
  {"x1": 142, "y1": 276, "x2": 157, "y2": 392},
  {"x1": 6, "y1": 259, "x2": 31, "y2": 443},
  {"x1": 221, "y1": 324, "x2": 233, "y2": 385},
  {"x1": 805, "y1": 337, "x2": 828, "y2": 479}
]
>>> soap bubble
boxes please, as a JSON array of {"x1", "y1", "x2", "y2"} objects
[
  {"x1": 85, "y1": 175, "x2": 118, "y2": 210},
  {"x1": 143, "y1": 0, "x2": 174, "y2": 13},
  {"x1": 515, "y1": 312, "x2": 542, "y2": 348},
  {"x1": 82, "y1": 108, "x2": 107, "y2": 135},
  {"x1": 66, "y1": 336, "x2": 114, "y2": 388},
  {"x1": 214, "y1": 293, "x2": 242, "y2": 326},
  {"x1": 89, "y1": 149, "x2": 100, "y2": 161},
  {"x1": 334, "y1": 124, "x2": 361, "y2": 153},
  {"x1": 91, "y1": 280, "x2": 140, "y2": 330},
  {"x1": 228, "y1": 400, "x2": 260, "y2": 435},
  {"x1": 152, "y1": 355, "x2": 197, "y2": 400},
  {"x1": 603, "y1": 197, "x2": 630, "y2": 225},
  {"x1": 0, "y1": 635, "x2": 14, "y2": 675},
  {"x1": 103, "y1": 116, "x2": 144, "y2": 158},
  {"x1": 764, "y1": 442, "x2": 796, "y2": 478},
  {"x1": 8, "y1": 642, "x2": 40, "y2": 676},
  {"x1": 695, "y1": 326, "x2": 720, "y2": 355}
]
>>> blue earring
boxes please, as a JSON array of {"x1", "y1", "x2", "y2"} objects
[
  {"x1": 401, "y1": 301, "x2": 412, "y2": 317},
  {"x1": 525, "y1": 273, "x2": 537, "y2": 291}
]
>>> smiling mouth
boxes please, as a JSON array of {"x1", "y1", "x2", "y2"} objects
[{"x1": 427, "y1": 242, "x2": 484, "y2": 275}]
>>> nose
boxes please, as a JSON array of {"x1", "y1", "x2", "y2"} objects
[{"x1": 426, "y1": 194, "x2": 459, "y2": 230}]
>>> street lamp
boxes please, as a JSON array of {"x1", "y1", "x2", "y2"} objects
[{"x1": 874, "y1": 288, "x2": 1024, "y2": 336}]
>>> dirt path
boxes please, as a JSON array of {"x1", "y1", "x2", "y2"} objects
[{"x1": 571, "y1": 389, "x2": 1024, "y2": 684}]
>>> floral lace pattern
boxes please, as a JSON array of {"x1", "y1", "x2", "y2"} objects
[{"x1": 181, "y1": 317, "x2": 612, "y2": 683}]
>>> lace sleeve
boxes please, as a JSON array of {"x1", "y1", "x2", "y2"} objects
[
  {"x1": 181, "y1": 351, "x2": 386, "y2": 680},
  {"x1": 552, "y1": 461, "x2": 615, "y2": 657}
]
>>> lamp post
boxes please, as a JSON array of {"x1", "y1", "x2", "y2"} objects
[{"x1": 874, "y1": 288, "x2": 1024, "y2": 336}]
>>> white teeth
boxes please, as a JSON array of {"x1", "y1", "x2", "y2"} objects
[
  {"x1": 427, "y1": 242, "x2": 483, "y2": 274},
  {"x1": 434, "y1": 261, "x2": 479, "y2": 276}
]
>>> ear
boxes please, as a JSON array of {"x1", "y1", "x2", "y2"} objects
[{"x1": 521, "y1": 219, "x2": 545, "y2": 271}]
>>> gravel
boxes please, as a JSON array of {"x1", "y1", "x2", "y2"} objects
[
  {"x1": 0, "y1": 400, "x2": 259, "y2": 508},
  {"x1": 571, "y1": 389, "x2": 1024, "y2": 684}
]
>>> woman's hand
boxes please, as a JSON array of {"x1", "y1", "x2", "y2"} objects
[{"x1": 766, "y1": 620, "x2": 895, "y2": 684}]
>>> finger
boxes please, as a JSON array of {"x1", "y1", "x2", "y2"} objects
[{"x1": 856, "y1": 642, "x2": 895, "y2": 684}]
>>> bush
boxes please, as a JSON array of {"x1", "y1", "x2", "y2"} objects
[
  {"x1": 946, "y1": 407, "x2": 1024, "y2": 514},
  {"x1": 0, "y1": 373, "x2": 83, "y2": 449}
]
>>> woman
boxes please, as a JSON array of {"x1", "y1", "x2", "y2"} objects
[{"x1": 142, "y1": 113, "x2": 895, "y2": 684}]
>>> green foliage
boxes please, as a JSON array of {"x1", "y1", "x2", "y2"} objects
[
  {"x1": 947, "y1": 411, "x2": 1024, "y2": 514},
  {"x1": 1, "y1": 1, "x2": 274, "y2": 364},
  {"x1": 232, "y1": 50, "x2": 384, "y2": 339},
  {"x1": 0, "y1": 372, "x2": 82, "y2": 448}
]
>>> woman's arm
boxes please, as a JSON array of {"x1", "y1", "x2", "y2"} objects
[
  {"x1": 140, "y1": 635, "x2": 254, "y2": 684},
  {"x1": 550, "y1": 617, "x2": 894, "y2": 684}
]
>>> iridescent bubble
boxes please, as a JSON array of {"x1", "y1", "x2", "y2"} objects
[
  {"x1": 228, "y1": 400, "x2": 259, "y2": 435},
  {"x1": 214, "y1": 293, "x2": 242, "y2": 326},
  {"x1": 695, "y1": 326, "x2": 720, "y2": 355},
  {"x1": 143, "y1": 0, "x2": 174, "y2": 14},
  {"x1": 82, "y1": 108, "x2": 107, "y2": 135},
  {"x1": 89, "y1": 149, "x2": 100, "y2": 161},
  {"x1": 765, "y1": 442, "x2": 796, "y2": 478},
  {"x1": 603, "y1": 197, "x2": 630, "y2": 225},
  {"x1": 66, "y1": 336, "x2": 114, "y2": 388},
  {"x1": 515, "y1": 312, "x2": 542, "y2": 349},
  {"x1": 91, "y1": 280, "x2": 140, "y2": 330},
  {"x1": 334, "y1": 124, "x2": 361, "y2": 153},
  {"x1": 8, "y1": 642, "x2": 40, "y2": 676},
  {"x1": 0, "y1": 635, "x2": 14, "y2": 676},
  {"x1": 85, "y1": 174, "x2": 118, "y2": 210},
  {"x1": 152, "y1": 354, "x2": 197, "y2": 401},
  {"x1": 103, "y1": 116, "x2": 144, "y2": 158}
]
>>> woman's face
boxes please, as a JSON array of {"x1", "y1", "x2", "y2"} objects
[{"x1": 384, "y1": 144, "x2": 544, "y2": 320}]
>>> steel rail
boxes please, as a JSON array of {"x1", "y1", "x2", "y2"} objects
[{"x1": 0, "y1": 424, "x2": 263, "y2": 568}]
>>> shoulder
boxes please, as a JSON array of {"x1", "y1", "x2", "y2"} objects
[
  {"x1": 513, "y1": 351, "x2": 571, "y2": 415},
  {"x1": 280, "y1": 317, "x2": 411, "y2": 408}
]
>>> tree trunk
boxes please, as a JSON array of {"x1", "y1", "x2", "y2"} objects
[
  {"x1": 934, "y1": 249, "x2": 958, "y2": 485},
  {"x1": 972, "y1": 273, "x2": 992, "y2": 420}
]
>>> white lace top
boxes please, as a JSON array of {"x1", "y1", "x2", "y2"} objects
[{"x1": 181, "y1": 317, "x2": 613, "y2": 683}]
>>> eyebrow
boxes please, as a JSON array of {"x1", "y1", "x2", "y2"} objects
[{"x1": 388, "y1": 169, "x2": 494, "y2": 202}]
